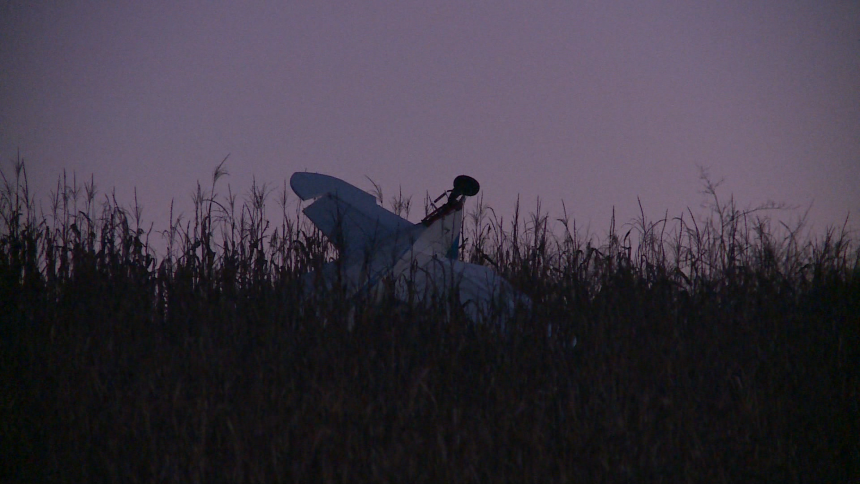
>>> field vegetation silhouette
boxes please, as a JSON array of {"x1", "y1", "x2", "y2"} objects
[{"x1": 1, "y1": 157, "x2": 858, "y2": 483}]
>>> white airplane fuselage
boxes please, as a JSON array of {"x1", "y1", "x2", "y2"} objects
[{"x1": 291, "y1": 172, "x2": 527, "y2": 322}]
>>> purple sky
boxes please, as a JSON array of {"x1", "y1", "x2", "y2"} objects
[{"x1": 2, "y1": 1, "x2": 859, "y2": 246}]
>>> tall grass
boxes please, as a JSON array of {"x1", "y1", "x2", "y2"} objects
[{"x1": 2, "y1": 157, "x2": 858, "y2": 483}]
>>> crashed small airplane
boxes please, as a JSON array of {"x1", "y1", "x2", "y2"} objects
[{"x1": 290, "y1": 172, "x2": 529, "y2": 323}]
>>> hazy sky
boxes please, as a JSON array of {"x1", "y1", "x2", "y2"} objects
[{"x1": 2, "y1": 1, "x2": 859, "y2": 242}]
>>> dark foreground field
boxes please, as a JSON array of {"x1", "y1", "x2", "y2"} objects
[{"x1": 2, "y1": 162, "x2": 858, "y2": 483}]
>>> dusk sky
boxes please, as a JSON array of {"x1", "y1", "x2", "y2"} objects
[{"x1": 2, "y1": 1, "x2": 858, "y2": 247}]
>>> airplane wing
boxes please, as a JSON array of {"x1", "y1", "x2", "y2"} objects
[
  {"x1": 290, "y1": 172, "x2": 418, "y2": 260},
  {"x1": 291, "y1": 172, "x2": 377, "y2": 206},
  {"x1": 416, "y1": 258, "x2": 526, "y2": 323},
  {"x1": 377, "y1": 254, "x2": 528, "y2": 324}
]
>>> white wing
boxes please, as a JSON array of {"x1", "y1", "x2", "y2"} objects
[
  {"x1": 291, "y1": 172, "x2": 377, "y2": 206},
  {"x1": 386, "y1": 256, "x2": 527, "y2": 324},
  {"x1": 290, "y1": 172, "x2": 417, "y2": 260}
]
